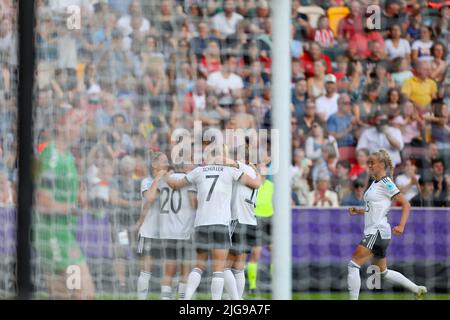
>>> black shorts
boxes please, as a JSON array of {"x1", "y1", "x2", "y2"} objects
[
  {"x1": 360, "y1": 231, "x2": 390, "y2": 258},
  {"x1": 137, "y1": 235, "x2": 163, "y2": 258},
  {"x1": 255, "y1": 216, "x2": 272, "y2": 246},
  {"x1": 194, "y1": 225, "x2": 231, "y2": 253},
  {"x1": 162, "y1": 239, "x2": 194, "y2": 262},
  {"x1": 229, "y1": 222, "x2": 257, "y2": 255}
]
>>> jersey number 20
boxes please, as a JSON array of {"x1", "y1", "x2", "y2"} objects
[{"x1": 161, "y1": 188, "x2": 182, "y2": 214}]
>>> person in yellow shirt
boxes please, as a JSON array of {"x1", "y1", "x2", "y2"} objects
[
  {"x1": 401, "y1": 61, "x2": 438, "y2": 111},
  {"x1": 247, "y1": 164, "x2": 273, "y2": 294}
]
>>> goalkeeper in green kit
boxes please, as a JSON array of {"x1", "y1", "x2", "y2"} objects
[{"x1": 34, "y1": 119, "x2": 95, "y2": 299}]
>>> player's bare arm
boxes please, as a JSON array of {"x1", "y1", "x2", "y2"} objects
[{"x1": 392, "y1": 192, "x2": 411, "y2": 236}]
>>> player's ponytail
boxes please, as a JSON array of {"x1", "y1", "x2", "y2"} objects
[{"x1": 375, "y1": 149, "x2": 394, "y2": 179}]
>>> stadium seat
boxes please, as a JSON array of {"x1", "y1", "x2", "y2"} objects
[
  {"x1": 297, "y1": 5, "x2": 326, "y2": 28},
  {"x1": 338, "y1": 146, "x2": 357, "y2": 164},
  {"x1": 327, "y1": 6, "x2": 350, "y2": 37}
]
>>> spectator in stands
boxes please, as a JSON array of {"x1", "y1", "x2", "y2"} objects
[
  {"x1": 383, "y1": 88, "x2": 403, "y2": 120},
  {"x1": 406, "y1": 10, "x2": 422, "y2": 41},
  {"x1": 111, "y1": 112, "x2": 134, "y2": 156},
  {"x1": 198, "y1": 94, "x2": 230, "y2": 130},
  {"x1": 243, "y1": 61, "x2": 270, "y2": 100},
  {"x1": 298, "y1": 99, "x2": 320, "y2": 138},
  {"x1": 291, "y1": 77, "x2": 308, "y2": 122},
  {"x1": 190, "y1": 22, "x2": 218, "y2": 61},
  {"x1": 231, "y1": 98, "x2": 256, "y2": 130},
  {"x1": 343, "y1": 60, "x2": 366, "y2": 103},
  {"x1": 357, "y1": 111, "x2": 404, "y2": 167},
  {"x1": 361, "y1": 40, "x2": 386, "y2": 73},
  {"x1": 183, "y1": 77, "x2": 207, "y2": 114},
  {"x1": 379, "y1": 0, "x2": 407, "y2": 36},
  {"x1": 431, "y1": 158, "x2": 448, "y2": 206},
  {"x1": 349, "y1": 148, "x2": 370, "y2": 182},
  {"x1": 299, "y1": 42, "x2": 332, "y2": 79},
  {"x1": 211, "y1": 0, "x2": 244, "y2": 38},
  {"x1": 116, "y1": 0, "x2": 150, "y2": 38},
  {"x1": 348, "y1": 29, "x2": 385, "y2": 61},
  {"x1": 307, "y1": 174, "x2": 339, "y2": 208},
  {"x1": 331, "y1": 159, "x2": 353, "y2": 202},
  {"x1": 411, "y1": 25, "x2": 434, "y2": 62},
  {"x1": 336, "y1": 0, "x2": 364, "y2": 44},
  {"x1": 315, "y1": 74, "x2": 339, "y2": 123},
  {"x1": 311, "y1": 142, "x2": 339, "y2": 185},
  {"x1": 430, "y1": 42, "x2": 448, "y2": 84},
  {"x1": 402, "y1": 60, "x2": 438, "y2": 112},
  {"x1": 291, "y1": 148, "x2": 312, "y2": 206},
  {"x1": 340, "y1": 179, "x2": 365, "y2": 206},
  {"x1": 432, "y1": 5, "x2": 450, "y2": 43},
  {"x1": 395, "y1": 158, "x2": 420, "y2": 201},
  {"x1": 391, "y1": 57, "x2": 414, "y2": 87},
  {"x1": 249, "y1": 0, "x2": 271, "y2": 34},
  {"x1": 393, "y1": 100, "x2": 423, "y2": 147},
  {"x1": 307, "y1": 60, "x2": 326, "y2": 100},
  {"x1": 95, "y1": 92, "x2": 121, "y2": 130},
  {"x1": 353, "y1": 82, "x2": 381, "y2": 135},
  {"x1": 207, "y1": 53, "x2": 244, "y2": 99},
  {"x1": 327, "y1": 93, "x2": 356, "y2": 148},
  {"x1": 384, "y1": 24, "x2": 411, "y2": 61},
  {"x1": 291, "y1": 0, "x2": 312, "y2": 42},
  {"x1": 199, "y1": 40, "x2": 222, "y2": 77},
  {"x1": 410, "y1": 175, "x2": 438, "y2": 207},
  {"x1": 305, "y1": 122, "x2": 339, "y2": 162},
  {"x1": 312, "y1": 15, "x2": 335, "y2": 48},
  {"x1": 426, "y1": 100, "x2": 450, "y2": 154}
]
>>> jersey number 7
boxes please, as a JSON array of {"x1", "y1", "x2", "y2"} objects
[{"x1": 206, "y1": 175, "x2": 219, "y2": 201}]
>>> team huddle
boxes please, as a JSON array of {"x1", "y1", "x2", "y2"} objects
[{"x1": 134, "y1": 145, "x2": 263, "y2": 300}]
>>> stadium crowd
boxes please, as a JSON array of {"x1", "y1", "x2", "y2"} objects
[
  {"x1": 1, "y1": 0, "x2": 447, "y2": 206},
  {"x1": 0, "y1": 0, "x2": 450, "y2": 295}
]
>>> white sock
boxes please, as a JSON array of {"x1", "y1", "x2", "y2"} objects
[
  {"x1": 232, "y1": 268, "x2": 245, "y2": 299},
  {"x1": 161, "y1": 285, "x2": 172, "y2": 300},
  {"x1": 223, "y1": 269, "x2": 240, "y2": 300},
  {"x1": 211, "y1": 272, "x2": 225, "y2": 300},
  {"x1": 347, "y1": 261, "x2": 361, "y2": 300},
  {"x1": 178, "y1": 282, "x2": 187, "y2": 300},
  {"x1": 185, "y1": 268, "x2": 203, "y2": 300},
  {"x1": 137, "y1": 271, "x2": 151, "y2": 300},
  {"x1": 382, "y1": 269, "x2": 419, "y2": 293}
]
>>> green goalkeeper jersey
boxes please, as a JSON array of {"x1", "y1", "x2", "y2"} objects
[{"x1": 34, "y1": 143, "x2": 84, "y2": 273}]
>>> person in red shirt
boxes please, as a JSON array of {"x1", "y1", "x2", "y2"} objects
[
  {"x1": 337, "y1": 0, "x2": 364, "y2": 44},
  {"x1": 348, "y1": 29, "x2": 385, "y2": 60},
  {"x1": 349, "y1": 148, "x2": 370, "y2": 181},
  {"x1": 299, "y1": 42, "x2": 332, "y2": 79}
]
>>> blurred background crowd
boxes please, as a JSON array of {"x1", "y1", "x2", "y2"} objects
[{"x1": 0, "y1": 0, "x2": 449, "y2": 210}]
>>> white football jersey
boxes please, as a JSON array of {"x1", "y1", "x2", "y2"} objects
[
  {"x1": 158, "y1": 173, "x2": 197, "y2": 240},
  {"x1": 363, "y1": 176, "x2": 400, "y2": 239},
  {"x1": 138, "y1": 176, "x2": 161, "y2": 239},
  {"x1": 231, "y1": 161, "x2": 258, "y2": 226},
  {"x1": 186, "y1": 165, "x2": 243, "y2": 227}
]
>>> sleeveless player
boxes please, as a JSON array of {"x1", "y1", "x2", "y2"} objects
[
  {"x1": 166, "y1": 146, "x2": 262, "y2": 300},
  {"x1": 347, "y1": 149, "x2": 427, "y2": 300},
  {"x1": 133, "y1": 152, "x2": 168, "y2": 300},
  {"x1": 158, "y1": 164, "x2": 197, "y2": 300}
]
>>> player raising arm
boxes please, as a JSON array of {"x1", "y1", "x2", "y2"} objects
[
  {"x1": 165, "y1": 145, "x2": 262, "y2": 300},
  {"x1": 347, "y1": 149, "x2": 427, "y2": 300}
]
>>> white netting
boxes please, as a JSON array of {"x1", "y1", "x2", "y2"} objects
[{"x1": 1, "y1": 0, "x2": 448, "y2": 300}]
